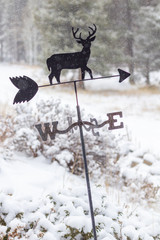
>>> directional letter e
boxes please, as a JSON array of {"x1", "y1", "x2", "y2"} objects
[{"x1": 107, "y1": 111, "x2": 124, "y2": 130}]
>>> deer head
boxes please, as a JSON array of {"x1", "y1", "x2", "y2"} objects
[{"x1": 72, "y1": 24, "x2": 97, "y2": 48}]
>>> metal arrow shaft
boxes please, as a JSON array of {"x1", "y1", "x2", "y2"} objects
[
  {"x1": 38, "y1": 75, "x2": 119, "y2": 88},
  {"x1": 74, "y1": 81, "x2": 97, "y2": 240}
]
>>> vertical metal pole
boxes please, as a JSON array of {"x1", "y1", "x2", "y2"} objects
[{"x1": 74, "y1": 82, "x2": 97, "y2": 240}]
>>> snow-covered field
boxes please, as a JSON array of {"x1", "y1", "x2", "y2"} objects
[{"x1": 0, "y1": 64, "x2": 160, "y2": 239}]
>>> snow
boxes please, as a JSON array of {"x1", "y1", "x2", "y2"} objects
[{"x1": 0, "y1": 64, "x2": 160, "y2": 239}]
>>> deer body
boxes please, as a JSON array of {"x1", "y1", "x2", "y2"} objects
[{"x1": 46, "y1": 24, "x2": 96, "y2": 85}]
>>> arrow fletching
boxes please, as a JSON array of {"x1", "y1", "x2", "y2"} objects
[
  {"x1": 10, "y1": 76, "x2": 38, "y2": 104},
  {"x1": 118, "y1": 69, "x2": 130, "y2": 83}
]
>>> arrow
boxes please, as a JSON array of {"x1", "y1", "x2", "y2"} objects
[
  {"x1": 10, "y1": 69, "x2": 130, "y2": 104},
  {"x1": 10, "y1": 75, "x2": 38, "y2": 104},
  {"x1": 118, "y1": 68, "x2": 131, "y2": 83}
]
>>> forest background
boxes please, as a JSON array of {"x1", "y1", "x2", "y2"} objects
[{"x1": 0, "y1": 0, "x2": 160, "y2": 85}]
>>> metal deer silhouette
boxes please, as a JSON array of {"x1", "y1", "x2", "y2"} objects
[{"x1": 46, "y1": 24, "x2": 97, "y2": 85}]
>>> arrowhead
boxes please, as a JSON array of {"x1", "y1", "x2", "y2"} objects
[
  {"x1": 118, "y1": 69, "x2": 130, "y2": 83},
  {"x1": 10, "y1": 76, "x2": 38, "y2": 104}
]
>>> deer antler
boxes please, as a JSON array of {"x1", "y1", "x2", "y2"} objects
[
  {"x1": 87, "y1": 24, "x2": 97, "y2": 40},
  {"x1": 72, "y1": 27, "x2": 82, "y2": 40}
]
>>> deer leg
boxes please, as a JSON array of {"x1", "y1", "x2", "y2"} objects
[
  {"x1": 55, "y1": 70, "x2": 61, "y2": 83},
  {"x1": 81, "y1": 68, "x2": 85, "y2": 80},
  {"x1": 85, "y1": 66, "x2": 93, "y2": 79},
  {"x1": 48, "y1": 71, "x2": 55, "y2": 85}
]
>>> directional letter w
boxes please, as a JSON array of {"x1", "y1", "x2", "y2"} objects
[{"x1": 35, "y1": 122, "x2": 58, "y2": 141}]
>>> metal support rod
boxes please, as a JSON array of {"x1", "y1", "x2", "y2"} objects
[{"x1": 74, "y1": 82, "x2": 97, "y2": 240}]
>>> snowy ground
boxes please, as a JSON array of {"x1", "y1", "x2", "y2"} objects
[{"x1": 0, "y1": 64, "x2": 160, "y2": 239}]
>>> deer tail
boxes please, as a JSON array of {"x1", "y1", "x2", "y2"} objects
[{"x1": 46, "y1": 58, "x2": 51, "y2": 71}]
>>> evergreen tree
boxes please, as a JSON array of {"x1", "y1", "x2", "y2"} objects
[
  {"x1": 100, "y1": 0, "x2": 140, "y2": 84},
  {"x1": 22, "y1": 0, "x2": 40, "y2": 64},
  {"x1": 0, "y1": 0, "x2": 27, "y2": 62},
  {"x1": 134, "y1": 3, "x2": 160, "y2": 84},
  {"x1": 0, "y1": 0, "x2": 6, "y2": 61}
]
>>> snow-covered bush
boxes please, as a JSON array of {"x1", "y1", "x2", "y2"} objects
[
  {"x1": 1, "y1": 98, "x2": 160, "y2": 204},
  {"x1": 113, "y1": 140, "x2": 160, "y2": 204},
  {"x1": 0, "y1": 184, "x2": 160, "y2": 240},
  {"x1": 2, "y1": 98, "x2": 119, "y2": 177},
  {"x1": 0, "y1": 114, "x2": 13, "y2": 143}
]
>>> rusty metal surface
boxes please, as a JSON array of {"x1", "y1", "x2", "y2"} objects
[{"x1": 35, "y1": 111, "x2": 123, "y2": 141}]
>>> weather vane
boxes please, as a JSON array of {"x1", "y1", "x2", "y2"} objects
[{"x1": 10, "y1": 24, "x2": 130, "y2": 240}]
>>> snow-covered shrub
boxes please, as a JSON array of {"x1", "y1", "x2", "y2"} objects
[
  {"x1": 3, "y1": 98, "x2": 119, "y2": 177},
  {"x1": 0, "y1": 185, "x2": 160, "y2": 240},
  {"x1": 2, "y1": 97, "x2": 160, "y2": 204},
  {"x1": 12, "y1": 104, "x2": 42, "y2": 157},
  {"x1": 0, "y1": 114, "x2": 13, "y2": 143},
  {"x1": 114, "y1": 140, "x2": 160, "y2": 204}
]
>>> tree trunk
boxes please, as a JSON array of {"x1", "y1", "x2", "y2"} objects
[
  {"x1": 126, "y1": 0, "x2": 135, "y2": 84},
  {"x1": 0, "y1": 40, "x2": 3, "y2": 61},
  {"x1": 145, "y1": 59, "x2": 150, "y2": 85}
]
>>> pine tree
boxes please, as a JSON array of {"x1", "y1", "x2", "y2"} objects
[
  {"x1": 22, "y1": 0, "x2": 40, "y2": 64},
  {"x1": 100, "y1": 0, "x2": 140, "y2": 84},
  {"x1": 0, "y1": 0, "x2": 27, "y2": 62},
  {"x1": 0, "y1": 0, "x2": 6, "y2": 61},
  {"x1": 134, "y1": 3, "x2": 160, "y2": 85}
]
